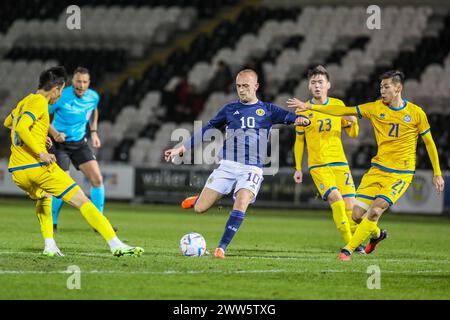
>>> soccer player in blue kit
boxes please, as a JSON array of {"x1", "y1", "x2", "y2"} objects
[
  {"x1": 164, "y1": 69, "x2": 311, "y2": 258},
  {"x1": 48, "y1": 67, "x2": 109, "y2": 232}
]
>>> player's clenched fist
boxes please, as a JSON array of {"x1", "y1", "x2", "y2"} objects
[
  {"x1": 53, "y1": 131, "x2": 66, "y2": 143},
  {"x1": 294, "y1": 116, "x2": 311, "y2": 126},
  {"x1": 91, "y1": 132, "x2": 101, "y2": 148},
  {"x1": 293, "y1": 170, "x2": 303, "y2": 184}
]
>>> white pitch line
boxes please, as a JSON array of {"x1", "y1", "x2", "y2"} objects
[
  {"x1": 234, "y1": 255, "x2": 450, "y2": 265},
  {"x1": 0, "y1": 269, "x2": 287, "y2": 275},
  {"x1": 0, "y1": 251, "x2": 449, "y2": 265},
  {"x1": 0, "y1": 269, "x2": 449, "y2": 275}
]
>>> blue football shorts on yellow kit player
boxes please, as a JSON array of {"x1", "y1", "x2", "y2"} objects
[
  {"x1": 10, "y1": 163, "x2": 80, "y2": 201},
  {"x1": 310, "y1": 165, "x2": 356, "y2": 201},
  {"x1": 355, "y1": 166, "x2": 412, "y2": 209}
]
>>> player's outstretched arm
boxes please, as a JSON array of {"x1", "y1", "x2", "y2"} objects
[
  {"x1": 164, "y1": 105, "x2": 228, "y2": 163},
  {"x1": 293, "y1": 130, "x2": 305, "y2": 184},
  {"x1": 286, "y1": 98, "x2": 359, "y2": 116},
  {"x1": 164, "y1": 145, "x2": 186, "y2": 162},
  {"x1": 268, "y1": 103, "x2": 310, "y2": 126},
  {"x1": 421, "y1": 132, "x2": 445, "y2": 194}
]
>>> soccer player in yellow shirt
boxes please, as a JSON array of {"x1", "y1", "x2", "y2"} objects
[
  {"x1": 3, "y1": 66, "x2": 143, "y2": 257},
  {"x1": 293, "y1": 65, "x2": 363, "y2": 252},
  {"x1": 288, "y1": 70, "x2": 445, "y2": 261}
]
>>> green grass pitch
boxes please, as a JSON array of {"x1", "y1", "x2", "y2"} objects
[{"x1": 0, "y1": 197, "x2": 449, "y2": 300}]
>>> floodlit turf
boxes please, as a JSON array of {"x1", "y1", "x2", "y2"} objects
[{"x1": 0, "y1": 197, "x2": 449, "y2": 300}]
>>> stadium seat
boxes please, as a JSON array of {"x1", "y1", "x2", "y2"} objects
[{"x1": 1, "y1": 3, "x2": 449, "y2": 170}]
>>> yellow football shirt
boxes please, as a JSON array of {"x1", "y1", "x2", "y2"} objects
[
  {"x1": 356, "y1": 99, "x2": 430, "y2": 174},
  {"x1": 295, "y1": 97, "x2": 358, "y2": 169},
  {"x1": 7, "y1": 93, "x2": 50, "y2": 170}
]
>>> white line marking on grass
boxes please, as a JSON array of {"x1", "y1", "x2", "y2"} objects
[
  {"x1": 0, "y1": 251, "x2": 112, "y2": 257},
  {"x1": 1, "y1": 269, "x2": 449, "y2": 275},
  {"x1": 0, "y1": 269, "x2": 287, "y2": 275},
  {"x1": 236, "y1": 255, "x2": 450, "y2": 265},
  {"x1": 1, "y1": 251, "x2": 449, "y2": 266}
]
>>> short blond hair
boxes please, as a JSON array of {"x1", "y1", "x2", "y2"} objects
[{"x1": 237, "y1": 69, "x2": 258, "y2": 81}]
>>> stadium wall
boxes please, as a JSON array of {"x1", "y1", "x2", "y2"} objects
[{"x1": 1, "y1": 159, "x2": 448, "y2": 215}]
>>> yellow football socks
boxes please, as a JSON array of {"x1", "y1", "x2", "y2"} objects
[
  {"x1": 80, "y1": 202, "x2": 116, "y2": 241},
  {"x1": 346, "y1": 217, "x2": 380, "y2": 252},
  {"x1": 346, "y1": 209, "x2": 358, "y2": 235},
  {"x1": 331, "y1": 200, "x2": 352, "y2": 243},
  {"x1": 36, "y1": 197, "x2": 53, "y2": 239}
]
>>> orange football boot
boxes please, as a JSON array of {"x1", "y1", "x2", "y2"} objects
[
  {"x1": 365, "y1": 229, "x2": 388, "y2": 254},
  {"x1": 338, "y1": 249, "x2": 351, "y2": 261},
  {"x1": 214, "y1": 247, "x2": 225, "y2": 259},
  {"x1": 181, "y1": 195, "x2": 199, "y2": 209}
]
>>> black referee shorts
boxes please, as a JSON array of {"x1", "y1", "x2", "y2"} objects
[{"x1": 49, "y1": 138, "x2": 96, "y2": 171}]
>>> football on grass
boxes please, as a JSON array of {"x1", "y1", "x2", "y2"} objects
[{"x1": 179, "y1": 232, "x2": 206, "y2": 257}]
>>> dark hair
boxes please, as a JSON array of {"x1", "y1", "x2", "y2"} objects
[
  {"x1": 307, "y1": 65, "x2": 330, "y2": 81},
  {"x1": 73, "y1": 67, "x2": 90, "y2": 75},
  {"x1": 38, "y1": 66, "x2": 68, "y2": 91},
  {"x1": 379, "y1": 70, "x2": 404, "y2": 85}
]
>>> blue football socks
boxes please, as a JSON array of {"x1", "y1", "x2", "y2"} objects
[{"x1": 218, "y1": 210, "x2": 245, "y2": 251}]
